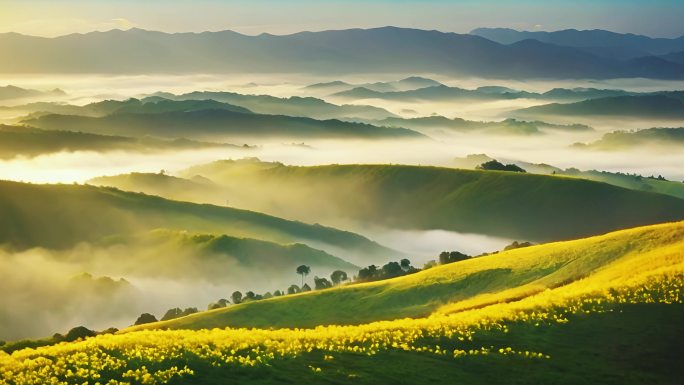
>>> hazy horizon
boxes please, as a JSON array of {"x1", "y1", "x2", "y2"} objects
[{"x1": 1, "y1": 0, "x2": 684, "y2": 38}]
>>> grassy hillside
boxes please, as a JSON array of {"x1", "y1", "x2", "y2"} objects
[
  {"x1": 452, "y1": 154, "x2": 684, "y2": 199},
  {"x1": 132, "y1": 221, "x2": 684, "y2": 330},
  {"x1": 0, "y1": 125, "x2": 238, "y2": 159},
  {"x1": 23, "y1": 109, "x2": 421, "y2": 140},
  {"x1": 106, "y1": 229, "x2": 358, "y2": 283},
  {"x1": 165, "y1": 160, "x2": 684, "y2": 242},
  {"x1": 0, "y1": 180, "x2": 395, "y2": 262},
  {"x1": 3, "y1": 222, "x2": 680, "y2": 385}
]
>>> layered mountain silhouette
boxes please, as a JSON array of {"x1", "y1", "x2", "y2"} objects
[
  {"x1": 471, "y1": 28, "x2": 684, "y2": 60},
  {"x1": 1, "y1": 27, "x2": 683, "y2": 78}
]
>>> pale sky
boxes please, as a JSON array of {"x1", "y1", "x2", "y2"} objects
[{"x1": 1, "y1": 0, "x2": 683, "y2": 38}]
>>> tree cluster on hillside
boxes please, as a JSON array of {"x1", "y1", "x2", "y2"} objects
[
  {"x1": 160, "y1": 307, "x2": 199, "y2": 321},
  {"x1": 477, "y1": 160, "x2": 526, "y2": 173},
  {"x1": 503, "y1": 241, "x2": 534, "y2": 251},
  {"x1": 356, "y1": 258, "x2": 419, "y2": 282},
  {"x1": 438, "y1": 251, "x2": 471, "y2": 264}
]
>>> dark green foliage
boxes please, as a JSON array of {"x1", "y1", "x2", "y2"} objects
[
  {"x1": 330, "y1": 270, "x2": 348, "y2": 285},
  {"x1": 287, "y1": 285, "x2": 300, "y2": 295},
  {"x1": 381, "y1": 261, "x2": 404, "y2": 278},
  {"x1": 357, "y1": 265, "x2": 379, "y2": 282},
  {"x1": 503, "y1": 241, "x2": 534, "y2": 251},
  {"x1": 296, "y1": 265, "x2": 311, "y2": 286},
  {"x1": 161, "y1": 308, "x2": 184, "y2": 321},
  {"x1": 439, "y1": 251, "x2": 471, "y2": 265},
  {"x1": 244, "y1": 292, "x2": 256, "y2": 301},
  {"x1": 64, "y1": 326, "x2": 96, "y2": 342},
  {"x1": 134, "y1": 313, "x2": 158, "y2": 326},
  {"x1": 182, "y1": 308, "x2": 199, "y2": 316},
  {"x1": 231, "y1": 291, "x2": 243, "y2": 305},
  {"x1": 477, "y1": 160, "x2": 526, "y2": 173},
  {"x1": 356, "y1": 260, "x2": 419, "y2": 283},
  {"x1": 313, "y1": 276, "x2": 333, "y2": 290},
  {"x1": 301, "y1": 284, "x2": 312, "y2": 292}
]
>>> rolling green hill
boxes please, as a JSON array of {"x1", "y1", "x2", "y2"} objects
[
  {"x1": 158, "y1": 160, "x2": 684, "y2": 242},
  {"x1": 105, "y1": 229, "x2": 358, "y2": 283},
  {"x1": 0, "y1": 180, "x2": 395, "y2": 263},
  {"x1": 132, "y1": 221, "x2": 684, "y2": 330},
  {"x1": 0, "y1": 125, "x2": 240, "y2": 159},
  {"x1": 4, "y1": 222, "x2": 683, "y2": 385},
  {"x1": 452, "y1": 154, "x2": 684, "y2": 199},
  {"x1": 23, "y1": 109, "x2": 422, "y2": 140}
]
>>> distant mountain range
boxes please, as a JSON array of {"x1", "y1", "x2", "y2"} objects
[
  {"x1": 515, "y1": 93, "x2": 684, "y2": 119},
  {"x1": 0, "y1": 124, "x2": 242, "y2": 159},
  {"x1": 304, "y1": 77, "x2": 443, "y2": 93},
  {"x1": 150, "y1": 91, "x2": 397, "y2": 120},
  {"x1": 375, "y1": 116, "x2": 592, "y2": 136},
  {"x1": 470, "y1": 28, "x2": 684, "y2": 60},
  {"x1": 1, "y1": 27, "x2": 684, "y2": 79},
  {"x1": 574, "y1": 127, "x2": 684, "y2": 150},
  {"x1": 23, "y1": 103, "x2": 422, "y2": 140},
  {"x1": 0, "y1": 85, "x2": 65, "y2": 101}
]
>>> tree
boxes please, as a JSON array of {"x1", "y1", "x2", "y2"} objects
[
  {"x1": 287, "y1": 284, "x2": 300, "y2": 295},
  {"x1": 231, "y1": 291, "x2": 243, "y2": 305},
  {"x1": 296, "y1": 265, "x2": 311, "y2": 286},
  {"x1": 161, "y1": 307, "x2": 183, "y2": 321},
  {"x1": 439, "y1": 251, "x2": 470, "y2": 265},
  {"x1": 217, "y1": 298, "x2": 230, "y2": 307},
  {"x1": 477, "y1": 160, "x2": 526, "y2": 173},
  {"x1": 273, "y1": 290, "x2": 284, "y2": 296},
  {"x1": 263, "y1": 292, "x2": 273, "y2": 299},
  {"x1": 182, "y1": 307, "x2": 198, "y2": 316},
  {"x1": 313, "y1": 276, "x2": 332, "y2": 290},
  {"x1": 357, "y1": 264, "x2": 378, "y2": 282},
  {"x1": 503, "y1": 241, "x2": 534, "y2": 251},
  {"x1": 301, "y1": 283, "x2": 312, "y2": 292},
  {"x1": 134, "y1": 313, "x2": 158, "y2": 326},
  {"x1": 330, "y1": 270, "x2": 348, "y2": 285},
  {"x1": 65, "y1": 326, "x2": 96, "y2": 342},
  {"x1": 244, "y1": 291, "x2": 256, "y2": 301},
  {"x1": 400, "y1": 259, "x2": 411, "y2": 271},
  {"x1": 381, "y1": 261, "x2": 403, "y2": 278}
]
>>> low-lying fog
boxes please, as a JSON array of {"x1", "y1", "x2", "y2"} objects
[
  {"x1": 2, "y1": 136, "x2": 682, "y2": 183},
  {"x1": 1, "y1": 73, "x2": 683, "y2": 341}
]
